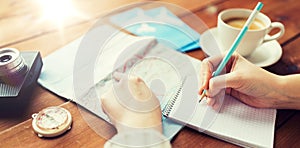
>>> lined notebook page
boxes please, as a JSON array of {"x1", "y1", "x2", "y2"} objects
[{"x1": 165, "y1": 64, "x2": 276, "y2": 148}]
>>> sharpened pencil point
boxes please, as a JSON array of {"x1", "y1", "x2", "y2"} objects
[{"x1": 199, "y1": 92, "x2": 206, "y2": 103}]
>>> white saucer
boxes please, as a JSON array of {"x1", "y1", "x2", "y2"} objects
[{"x1": 200, "y1": 27, "x2": 282, "y2": 67}]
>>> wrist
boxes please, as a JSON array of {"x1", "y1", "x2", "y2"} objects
[
  {"x1": 276, "y1": 75, "x2": 300, "y2": 109},
  {"x1": 115, "y1": 121, "x2": 163, "y2": 134},
  {"x1": 105, "y1": 129, "x2": 171, "y2": 148}
]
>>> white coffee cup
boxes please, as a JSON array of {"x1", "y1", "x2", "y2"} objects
[{"x1": 217, "y1": 8, "x2": 285, "y2": 57}]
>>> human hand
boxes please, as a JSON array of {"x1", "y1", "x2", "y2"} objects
[
  {"x1": 101, "y1": 72, "x2": 162, "y2": 133},
  {"x1": 199, "y1": 53, "x2": 285, "y2": 109}
]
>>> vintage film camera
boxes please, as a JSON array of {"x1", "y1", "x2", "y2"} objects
[{"x1": 0, "y1": 48, "x2": 43, "y2": 101}]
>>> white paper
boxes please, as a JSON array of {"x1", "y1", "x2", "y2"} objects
[
  {"x1": 167, "y1": 76, "x2": 276, "y2": 147},
  {"x1": 38, "y1": 25, "x2": 199, "y2": 139}
]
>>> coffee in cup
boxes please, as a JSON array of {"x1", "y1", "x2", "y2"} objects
[
  {"x1": 217, "y1": 9, "x2": 285, "y2": 57},
  {"x1": 224, "y1": 18, "x2": 265, "y2": 30}
]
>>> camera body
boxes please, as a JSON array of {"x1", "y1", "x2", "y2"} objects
[{"x1": 0, "y1": 48, "x2": 43, "y2": 101}]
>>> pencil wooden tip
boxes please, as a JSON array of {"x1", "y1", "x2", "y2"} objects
[{"x1": 199, "y1": 92, "x2": 206, "y2": 103}]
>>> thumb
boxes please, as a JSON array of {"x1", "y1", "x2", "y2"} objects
[
  {"x1": 100, "y1": 88, "x2": 114, "y2": 108},
  {"x1": 207, "y1": 72, "x2": 238, "y2": 97}
]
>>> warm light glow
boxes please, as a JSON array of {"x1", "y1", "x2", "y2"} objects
[{"x1": 37, "y1": 0, "x2": 77, "y2": 23}]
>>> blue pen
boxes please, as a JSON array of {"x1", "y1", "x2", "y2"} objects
[{"x1": 199, "y1": 2, "x2": 264, "y2": 102}]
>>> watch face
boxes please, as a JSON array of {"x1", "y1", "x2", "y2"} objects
[
  {"x1": 32, "y1": 106, "x2": 72, "y2": 138},
  {"x1": 35, "y1": 106, "x2": 69, "y2": 130}
]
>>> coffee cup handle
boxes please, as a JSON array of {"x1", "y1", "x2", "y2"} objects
[{"x1": 263, "y1": 22, "x2": 285, "y2": 43}]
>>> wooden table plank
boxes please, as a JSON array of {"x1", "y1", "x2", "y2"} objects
[
  {"x1": 172, "y1": 127, "x2": 238, "y2": 148},
  {"x1": 0, "y1": 0, "x2": 146, "y2": 48},
  {"x1": 275, "y1": 109, "x2": 297, "y2": 129},
  {"x1": 266, "y1": 36, "x2": 300, "y2": 75},
  {"x1": 0, "y1": 102, "x2": 116, "y2": 148},
  {"x1": 0, "y1": 83, "x2": 66, "y2": 131},
  {"x1": 275, "y1": 111, "x2": 300, "y2": 147},
  {"x1": 0, "y1": 0, "x2": 218, "y2": 48},
  {"x1": 10, "y1": 20, "x2": 97, "y2": 57}
]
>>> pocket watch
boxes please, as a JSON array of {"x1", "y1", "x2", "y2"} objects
[{"x1": 32, "y1": 106, "x2": 72, "y2": 138}]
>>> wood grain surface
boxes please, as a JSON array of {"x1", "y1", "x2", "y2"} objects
[{"x1": 0, "y1": 0, "x2": 299, "y2": 147}]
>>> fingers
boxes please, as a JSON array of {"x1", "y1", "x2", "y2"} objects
[
  {"x1": 206, "y1": 89, "x2": 226, "y2": 111},
  {"x1": 113, "y1": 72, "x2": 126, "y2": 81},
  {"x1": 207, "y1": 72, "x2": 238, "y2": 96},
  {"x1": 111, "y1": 73, "x2": 158, "y2": 109},
  {"x1": 199, "y1": 59, "x2": 212, "y2": 93},
  {"x1": 200, "y1": 55, "x2": 238, "y2": 109},
  {"x1": 100, "y1": 86, "x2": 120, "y2": 114},
  {"x1": 199, "y1": 54, "x2": 239, "y2": 98},
  {"x1": 203, "y1": 55, "x2": 226, "y2": 69},
  {"x1": 113, "y1": 72, "x2": 141, "y2": 85},
  {"x1": 206, "y1": 75, "x2": 225, "y2": 97},
  {"x1": 199, "y1": 56, "x2": 224, "y2": 95},
  {"x1": 100, "y1": 90, "x2": 109, "y2": 107}
]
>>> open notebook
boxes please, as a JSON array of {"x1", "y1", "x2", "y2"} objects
[
  {"x1": 162, "y1": 78, "x2": 276, "y2": 147},
  {"x1": 38, "y1": 25, "x2": 198, "y2": 140},
  {"x1": 38, "y1": 25, "x2": 276, "y2": 148}
]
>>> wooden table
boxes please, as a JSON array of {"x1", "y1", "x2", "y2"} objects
[{"x1": 0, "y1": 0, "x2": 299, "y2": 147}]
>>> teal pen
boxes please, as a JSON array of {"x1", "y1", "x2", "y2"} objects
[{"x1": 199, "y1": 2, "x2": 264, "y2": 103}]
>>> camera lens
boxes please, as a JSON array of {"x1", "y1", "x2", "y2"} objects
[
  {"x1": 0, "y1": 55, "x2": 12, "y2": 63},
  {"x1": 0, "y1": 48, "x2": 27, "y2": 84}
]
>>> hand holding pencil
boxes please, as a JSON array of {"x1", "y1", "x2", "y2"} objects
[{"x1": 199, "y1": 2, "x2": 264, "y2": 103}]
